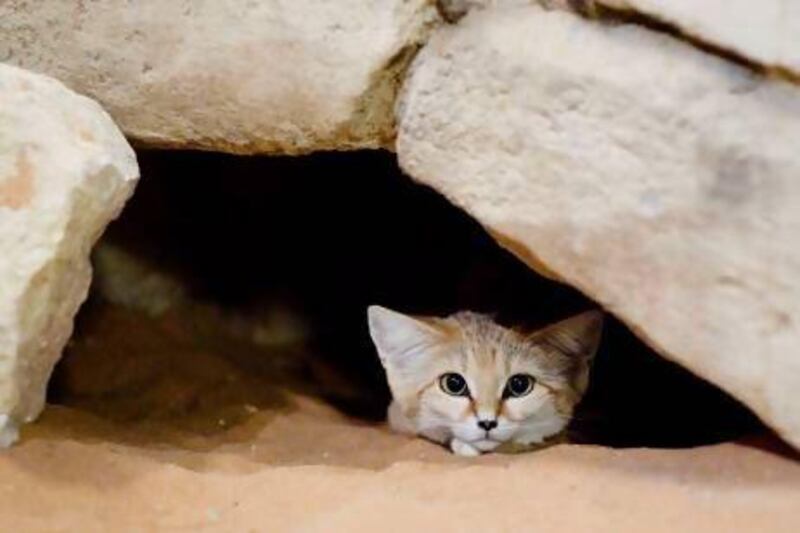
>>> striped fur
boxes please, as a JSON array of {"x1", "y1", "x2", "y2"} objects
[{"x1": 368, "y1": 306, "x2": 603, "y2": 456}]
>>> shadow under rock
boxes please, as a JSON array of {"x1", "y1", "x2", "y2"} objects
[{"x1": 43, "y1": 148, "x2": 769, "y2": 460}]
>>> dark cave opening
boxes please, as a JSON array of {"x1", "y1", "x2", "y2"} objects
[{"x1": 49, "y1": 149, "x2": 764, "y2": 449}]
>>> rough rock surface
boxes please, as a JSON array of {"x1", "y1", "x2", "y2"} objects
[
  {"x1": 439, "y1": 1, "x2": 800, "y2": 79},
  {"x1": 397, "y1": 7, "x2": 800, "y2": 448},
  {"x1": 0, "y1": 63, "x2": 138, "y2": 444},
  {"x1": 0, "y1": 0, "x2": 438, "y2": 154},
  {"x1": 600, "y1": 0, "x2": 800, "y2": 76}
]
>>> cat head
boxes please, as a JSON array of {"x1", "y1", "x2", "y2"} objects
[{"x1": 367, "y1": 306, "x2": 603, "y2": 452}]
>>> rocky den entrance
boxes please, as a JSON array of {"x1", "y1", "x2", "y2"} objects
[
  {"x1": 2, "y1": 0, "x2": 800, "y2": 530},
  {"x1": 49, "y1": 148, "x2": 764, "y2": 453},
  {"x1": 4, "y1": 149, "x2": 796, "y2": 531}
]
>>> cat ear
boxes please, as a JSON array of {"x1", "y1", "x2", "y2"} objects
[
  {"x1": 367, "y1": 306, "x2": 449, "y2": 370},
  {"x1": 533, "y1": 310, "x2": 604, "y2": 362},
  {"x1": 530, "y1": 310, "x2": 603, "y2": 394}
]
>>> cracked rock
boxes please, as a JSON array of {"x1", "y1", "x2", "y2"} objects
[{"x1": 599, "y1": 0, "x2": 800, "y2": 77}]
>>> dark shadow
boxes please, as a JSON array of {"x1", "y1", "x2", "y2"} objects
[
  {"x1": 736, "y1": 433, "x2": 800, "y2": 462},
  {"x1": 48, "y1": 148, "x2": 765, "y2": 451},
  {"x1": 572, "y1": 319, "x2": 763, "y2": 447}
]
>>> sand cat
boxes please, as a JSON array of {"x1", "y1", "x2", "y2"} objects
[{"x1": 367, "y1": 306, "x2": 603, "y2": 456}]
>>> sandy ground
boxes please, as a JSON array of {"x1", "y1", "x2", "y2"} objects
[
  {"x1": 1, "y1": 300, "x2": 797, "y2": 532},
  {"x1": 0, "y1": 397, "x2": 797, "y2": 533}
]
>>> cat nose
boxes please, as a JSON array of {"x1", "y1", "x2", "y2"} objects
[{"x1": 477, "y1": 419, "x2": 498, "y2": 431}]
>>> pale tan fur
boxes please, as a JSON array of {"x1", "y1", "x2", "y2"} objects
[{"x1": 368, "y1": 307, "x2": 603, "y2": 456}]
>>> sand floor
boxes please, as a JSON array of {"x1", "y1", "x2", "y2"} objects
[
  {"x1": 2, "y1": 301, "x2": 797, "y2": 532},
  {"x1": 1, "y1": 396, "x2": 799, "y2": 533}
]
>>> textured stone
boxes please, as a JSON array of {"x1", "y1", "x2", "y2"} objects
[
  {"x1": 397, "y1": 6, "x2": 800, "y2": 448},
  {"x1": 600, "y1": 0, "x2": 800, "y2": 76},
  {"x1": 439, "y1": 1, "x2": 800, "y2": 78},
  {"x1": 0, "y1": 0, "x2": 438, "y2": 154},
  {"x1": 0, "y1": 63, "x2": 138, "y2": 444}
]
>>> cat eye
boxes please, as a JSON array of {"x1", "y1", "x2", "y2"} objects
[
  {"x1": 504, "y1": 374, "x2": 535, "y2": 398},
  {"x1": 439, "y1": 373, "x2": 469, "y2": 396}
]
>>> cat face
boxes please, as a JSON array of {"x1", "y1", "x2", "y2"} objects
[{"x1": 368, "y1": 307, "x2": 603, "y2": 453}]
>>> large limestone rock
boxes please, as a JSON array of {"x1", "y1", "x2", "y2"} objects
[
  {"x1": 440, "y1": 1, "x2": 800, "y2": 78},
  {"x1": 600, "y1": 0, "x2": 800, "y2": 76},
  {"x1": 0, "y1": 0, "x2": 438, "y2": 154},
  {"x1": 397, "y1": 7, "x2": 800, "y2": 448},
  {"x1": 0, "y1": 63, "x2": 138, "y2": 444}
]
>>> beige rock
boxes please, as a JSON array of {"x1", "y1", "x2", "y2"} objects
[
  {"x1": 436, "y1": 0, "x2": 542, "y2": 22},
  {"x1": 600, "y1": 0, "x2": 800, "y2": 76},
  {"x1": 440, "y1": 1, "x2": 800, "y2": 78},
  {"x1": 0, "y1": 63, "x2": 138, "y2": 444},
  {"x1": 397, "y1": 7, "x2": 800, "y2": 448},
  {"x1": 0, "y1": 0, "x2": 438, "y2": 154}
]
